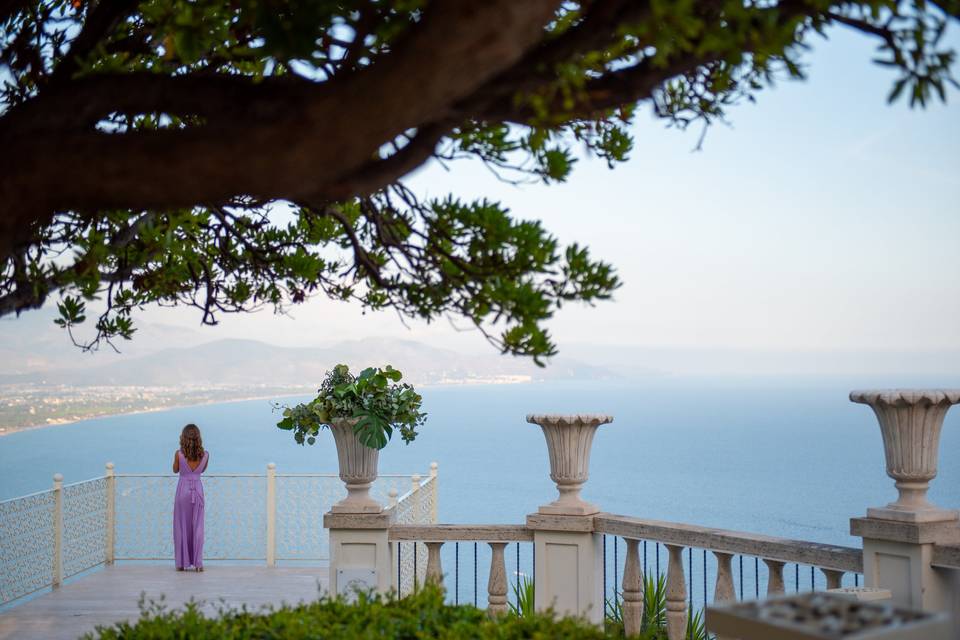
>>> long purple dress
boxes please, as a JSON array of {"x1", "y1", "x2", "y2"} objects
[{"x1": 173, "y1": 450, "x2": 208, "y2": 569}]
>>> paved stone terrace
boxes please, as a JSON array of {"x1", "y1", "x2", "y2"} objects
[{"x1": 0, "y1": 565, "x2": 329, "y2": 640}]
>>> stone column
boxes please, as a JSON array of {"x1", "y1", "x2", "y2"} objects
[
  {"x1": 849, "y1": 389, "x2": 960, "y2": 628},
  {"x1": 527, "y1": 414, "x2": 612, "y2": 625},
  {"x1": 325, "y1": 510, "x2": 395, "y2": 599}
]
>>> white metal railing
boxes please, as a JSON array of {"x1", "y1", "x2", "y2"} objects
[
  {"x1": 389, "y1": 463, "x2": 439, "y2": 596},
  {"x1": 0, "y1": 463, "x2": 433, "y2": 606}
]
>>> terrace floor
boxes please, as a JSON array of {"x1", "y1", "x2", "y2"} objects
[{"x1": 0, "y1": 565, "x2": 329, "y2": 640}]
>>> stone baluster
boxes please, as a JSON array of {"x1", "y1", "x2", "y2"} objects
[
  {"x1": 665, "y1": 544, "x2": 687, "y2": 640},
  {"x1": 821, "y1": 568, "x2": 844, "y2": 590},
  {"x1": 763, "y1": 559, "x2": 786, "y2": 596},
  {"x1": 622, "y1": 538, "x2": 643, "y2": 637},
  {"x1": 488, "y1": 542, "x2": 508, "y2": 616},
  {"x1": 713, "y1": 552, "x2": 736, "y2": 603},
  {"x1": 425, "y1": 541, "x2": 444, "y2": 586}
]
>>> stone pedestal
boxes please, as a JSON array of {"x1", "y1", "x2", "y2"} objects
[
  {"x1": 852, "y1": 518, "x2": 960, "y2": 615},
  {"x1": 527, "y1": 513, "x2": 604, "y2": 624},
  {"x1": 324, "y1": 511, "x2": 395, "y2": 598}
]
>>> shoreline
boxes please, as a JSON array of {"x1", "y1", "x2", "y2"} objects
[
  {"x1": 0, "y1": 377, "x2": 538, "y2": 438},
  {"x1": 0, "y1": 391, "x2": 313, "y2": 438}
]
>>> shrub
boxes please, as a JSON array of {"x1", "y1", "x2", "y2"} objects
[{"x1": 86, "y1": 586, "x2": 619, "y2": 640}]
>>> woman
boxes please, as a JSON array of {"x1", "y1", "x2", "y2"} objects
[{"x1": 172, "y1": 423, "x2": 209, "y2": 571}]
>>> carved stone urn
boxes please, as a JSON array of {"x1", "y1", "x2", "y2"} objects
[
  {"x1": 850, "y1": 389, "x2": 960, "y2": 523},
  {"x1": 329, "y1": 418, "x2": 382, "y2": 513},
  {"x1": 527, "y1": 414, "x2": 613, "y2": 515}
]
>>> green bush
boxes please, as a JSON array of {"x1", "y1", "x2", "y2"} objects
[{"x1": 86, "y1": 586, "x2": 619, "y2": 640}]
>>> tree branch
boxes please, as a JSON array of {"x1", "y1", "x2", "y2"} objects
[{"x1": 0, "y1": 0, "x2": 563, "y2": 263}]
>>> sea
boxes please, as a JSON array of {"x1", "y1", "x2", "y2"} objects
[{"x1": 3, "y1": 376, "x2": 958, "y2": 548}]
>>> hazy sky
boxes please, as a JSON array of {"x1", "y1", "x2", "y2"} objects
[{"x1": 11, "y1": 25, "x2": 960, "y2": 358}]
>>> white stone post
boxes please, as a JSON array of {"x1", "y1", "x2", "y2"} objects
[
  {"x1": 429, "y1": 462, "x2": 438, "y2": 524},
  {"x1": 266, "y1": 462, "x2": 276, "y2": 567},
  {"x1": 105, "y1": 463, "x2": 115, "y2": 565},
  {"x1": 52, "y1": 473, "x2": 63, "y2": 588},
  {"x1": 527, "y1": 414, "x2": 612, "y2": 625},
  {"x1": 388, "y1": 486, "x2": 399, "y2": 509},
  {"x1": 850, "y1": 389, "x2": 960, "y2": 629},
  {"x1": 325, "y1": 509, "x2": 395, "y2": 598}
]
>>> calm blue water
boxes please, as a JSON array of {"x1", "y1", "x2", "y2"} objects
[{"x1": 2, "y1": 377, "x2": 959, "y2": 549}]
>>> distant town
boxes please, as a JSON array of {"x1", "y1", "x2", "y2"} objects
[
  {"x1": 0, "y1": 383, "x2": 316, "y2": 434},
  {"x1": 0, "y1": 373, "x2": 540, "y2": 434}
]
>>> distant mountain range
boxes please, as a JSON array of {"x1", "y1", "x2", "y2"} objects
[{"x1": 0, "y1": 334, "x2": 614, "y2": 387}]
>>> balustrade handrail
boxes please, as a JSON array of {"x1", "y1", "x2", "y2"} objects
[
  {"x1": 0, "y1": 487, "x2": 55, "y2": 505},
  {"x1": 389, "y1": 524, "x2": 533, "y2": 542},
  {"x1": 594, "y1": 513, "x2": 863, "y2": 573},
  {"x1": 932, "y1": 543, "x2": 960, "y2": 570}
]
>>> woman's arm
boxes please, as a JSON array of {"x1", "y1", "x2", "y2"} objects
[
  {"x1": 199, "y1": 452, "x2": 210, "y2": 474},
  {"x1": 172, "y1": 451, "x2": 179, "y2": 473}
]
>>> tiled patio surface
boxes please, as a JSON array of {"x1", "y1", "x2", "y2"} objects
[{"x1": 0, "y1": 565, "x2": 328, "y2": 640}]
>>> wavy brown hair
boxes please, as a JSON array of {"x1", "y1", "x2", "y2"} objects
[{"x1": 179, "y1": 424, "x2": 204, "y2": 461}]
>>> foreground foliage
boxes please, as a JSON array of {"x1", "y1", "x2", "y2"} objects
[
  {"x1": 87, "y1": 586, "x2": 616, "y2": 640},
  {"x1": 85, "y1": 578, "x2": 717, "y2": 640},
  {"x1": 2, "y1": 1, "x2": 956, "y2": 361}
]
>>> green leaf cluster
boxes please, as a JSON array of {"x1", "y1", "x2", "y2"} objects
[{"x1": 276, "y1": 364, "x2": 426, "y2": 450}]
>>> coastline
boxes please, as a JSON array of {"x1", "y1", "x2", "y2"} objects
[
  {"x1": 0, "y1": 376, "x2": 536, "y2": 438},
  {"x1": 0, "y1": 391, "x2": 312, "y2": 438}
]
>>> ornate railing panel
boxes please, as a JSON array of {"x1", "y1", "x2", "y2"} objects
[
  {"x1": 274, "y1": 475, "x2": 339, "y2": 561},
  {"x1": 392, "y1": 473, "x2": 438, "y2": 596},
  {"x1": 115, "y1": 475, "x2": 176, "y2": 560},
  {"x1": 0, "y1": 489, "x2": 55, "y2": 604},
  {"x1": 62, "y1": 478, "x2": 107, "y2": 578},
  {"x1": 116, "y1": 473, "x2": 410, "y2": 562},
  {"x1": 1, "y1": 466, "x2": 430, "y2": 607}
]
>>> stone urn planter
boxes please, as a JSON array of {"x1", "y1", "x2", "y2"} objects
[
  {"x1": 850, "y1": 389, "x2": 960, "y2": 523},
  {"x1": 276, "y1": 364, "x2": 426, "y2": 515},
  {"x1": 329, "y1": 418, "x2": 382, "y2": 514},
  {"x1": 527, "y1": 414, "x2": 613, "y2": 515}
]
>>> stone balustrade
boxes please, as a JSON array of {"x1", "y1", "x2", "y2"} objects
[
  {"x1": 326, "y1": 392, "x2": 958, "y2": 637},
  {"x1": 388, "y1": 525, "x2": 534, "y2": 615},
  {"x1": 594, "y1": 514, "x2": 864, "y2": 638},
  {"x1": 379, "y1": 515, "x2": 870, "y2": 638}
]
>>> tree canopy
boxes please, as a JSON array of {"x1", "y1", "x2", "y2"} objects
[{"x1": 0, "y1": 0, "x2": 956, "y2": 363}]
